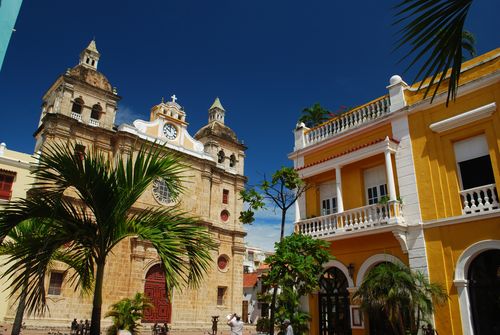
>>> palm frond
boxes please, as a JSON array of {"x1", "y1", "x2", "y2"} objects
[{"x1": 394, "y1": 0, "x2": 474, "y2": 106}]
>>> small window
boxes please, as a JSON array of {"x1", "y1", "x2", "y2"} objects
[
  {"x1": 367, "y1": 185, "x2": 387, "y2": 205},
  {"x1": 71, "y1": 98, "x2": 84, "y2": 114},
  {"x1": 218, "y1": 150, "x2": 225, "y2": 163},
  {"x1": 217, "y1": 286, "x2": 227, "y2": 306},
  {"x1": 222, "y1": 189, "x2": 229, "y2": 204},
  {"x1": 91, "y1": 60, "x2": 95, "y2": 66},
  {"x1": 321, "y1": 197, "x2": 338, "y2": 215},
  {"x1": 229, "y1": 154, "x2": 236, "y2": 167},
  {"x1": 0, "y1": 172, "x2": 15, "y2": 201},
  {"x1": 48, "y1": 272, "x2": 63, "y2": 295},
  {"x1": 90, "y1": 104, "x2": 102, "y2": 120},
  {"x1": 454, "y1": 135, "x2": 495, "y2": 190}
]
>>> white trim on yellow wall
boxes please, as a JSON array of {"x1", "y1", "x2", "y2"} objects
[
  {"x1": 322, "y1": 260, "x2": 355, "y2": 288},
  {"x1": 429, "y1": 102, "x2": 496, "y2": 133},
  {"x1": 454, "y1": 240, "x2": 500, "y2": 335},
  {"x1": 355, "y1": 254, "x2": 404, "y2": 287}
]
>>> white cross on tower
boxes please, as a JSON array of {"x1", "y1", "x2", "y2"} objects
[{"x1": 171, "y1": 94, "x2": 177, "y2": 103}]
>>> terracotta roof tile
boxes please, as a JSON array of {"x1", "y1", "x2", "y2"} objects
[{"x1": 243, "y1": 273, "x2": 259, "y2": 288}]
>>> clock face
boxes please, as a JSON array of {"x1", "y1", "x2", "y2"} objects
[{"x1": 163, "y1": 123, "x2": 177, "y2": 140}]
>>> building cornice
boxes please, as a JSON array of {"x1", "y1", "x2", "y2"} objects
[
  {"x1": 429, "y1": 102, "x2": 496, "y2": 133},
  {"x1": 422, "y1": 210, "x2": 500, "y2": 229}
]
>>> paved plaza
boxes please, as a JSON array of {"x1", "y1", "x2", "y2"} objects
[{"x1": 0, "y1": 323, "x2": 259, "y2": 335}]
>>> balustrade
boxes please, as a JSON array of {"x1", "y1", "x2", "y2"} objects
[
  {"x1": 460, "y1": 184, "x2": 499, "y2": 214},
  {"x1": 304, "y1": 96, "x2": 390, "y2": 147},
  {"x1": 70, "y1": 112, "x2": 82, "y2": 121},
  {"x1": 295, "y1": 201, "x2": 403, "y2": 239},
  {"x1": 88, "y1": 118, "x2": 100, "y2": 127}
]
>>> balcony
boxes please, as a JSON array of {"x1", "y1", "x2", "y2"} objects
[
  {"x1": 70, "y1": 112, "x2": 82, "y2": 121},
  {"x1": 461, "y1": 183, "x2": 499, "y2": 214},
  {"x1": 304, "y1": 95, "x2": 390, "y2": 148},
  {"x1": 88, "y1": 118, "x2": 100, "y2": 127},
  {"x1": 295, "y1": 201, "x2": 405, "y2": 240}
]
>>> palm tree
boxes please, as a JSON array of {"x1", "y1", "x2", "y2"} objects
[
  {"x1": 462, "y1": 30, "x2": 477, "y2": 60},
  {"x1": 0, "y1": 220, "x2": 92, "y2": 335},
  {"x1": 395, "y1": 0, "x2": 474, "y2": 105},
  {"x1": 105, "y1": 293, "x2": 153, "y2": 335},
  {"x1": 353, "y1": 262, "x2": 447, "y2": 335},
  {"x1": 0, "y1": 142, "x2": 216, "y2": 335},
  {"x1": 298, "y1": 103, "x2": 331, "y2": 128}
]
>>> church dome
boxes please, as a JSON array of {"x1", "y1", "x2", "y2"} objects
[
  {"x1": 194, "y1": 121, "x2": 239, "y2": 143},
  {"x1": 66, "y1": 64, "x2": 113, "y2": 92}
]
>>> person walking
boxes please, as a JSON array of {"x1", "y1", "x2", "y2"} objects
[
  {"x1": 283, "y1": 319, "x2": 293, "y2": 335},
  {"x1": 227, "y1": 313, "x2": 244, "y2": 335}
]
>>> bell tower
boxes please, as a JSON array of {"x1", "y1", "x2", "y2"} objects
[
  {"x1": 79, "y1": 39, "x2": 100, "y2": 70},
  {"x1": 208, "y1": 97, "x2": 225, "y2": 124},
  {"x1": 35, "y1": 40, "x2": 120, "y2": 152}
]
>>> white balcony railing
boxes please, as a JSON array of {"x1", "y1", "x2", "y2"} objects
[
  {"x1": 304, "y1": 95, "x2": 390, "y2": 147},
  {"x1": 70, "y1": 112, "x2": 82, "y2": 121},
  {"x1": 461, "y1": 183, "x2": 499, "y2": 214},
  {"x1": 89, "y1": 118, "x2": 100, "y2": 127},
  {"x1": 295, "y1": 201, "x2": 404, "y2": 239}
]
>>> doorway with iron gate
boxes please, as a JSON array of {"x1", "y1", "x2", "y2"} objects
[{"x1": 318, "y1": 267, "x2": 351, "y2": 335}]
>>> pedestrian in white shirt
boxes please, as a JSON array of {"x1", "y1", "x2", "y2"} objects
[
  {"x1": 283, "y1": 319, "x2": 293, "y2": 335},
  {"x1": 227, "y1": 313, "x2": 244, "y2": 335}
]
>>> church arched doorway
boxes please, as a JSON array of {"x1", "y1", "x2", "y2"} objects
[
  {"x1": 468, "y1": 249, "x2": 500, "y2": 334},
  {"x1": 143, "y1": 264, "x2": 172, "y2": 323},
  {"x1": 318, "y1": 267, "x2": 351, "y2": 335}
]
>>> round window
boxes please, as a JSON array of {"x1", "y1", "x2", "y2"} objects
[
  {"x1": 218, "y1": 255, "x2": 229, "y2": 271},
  {"x1": 152, "y1": 178, "x2": 173, "y2": 205},
  {"x1": 220, "y1": 210, "x2": 229, "y2": 222}
]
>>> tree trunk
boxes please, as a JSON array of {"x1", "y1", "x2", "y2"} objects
[
  {"x1": 269, "y1": 209, "x2": 287, "y2": 335},
  {"x1": 11, "y1": 277, "x2": 28, "y2": 335},
  {"x1": 90, "y1": 259, "x2": 106, "y2": 335}
]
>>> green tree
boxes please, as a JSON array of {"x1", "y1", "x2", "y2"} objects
[
  {"x1": 395, "y1": 0, "x2": 474, "y2": 105},
  {"x1": 353, "y1": 262, "x2": 448, "y2": 335},
  {"x1": 105, "y1": 293, "x2": 153, "y2": 335},
  {"x1": 298, "y1": 103, "x2": 331, "y2": 128},
  {"x1": 240, "y1": 167, "x2": 308, "y2": 335},
  {"x1": 0, "y1": 142, "x2": 215, "y2": 335},
  {"x1": 262, "y1": 234, "x2": 331, "y2": 335},
  {"x1": 0, "y1": 220, "x2": 91, "y2": 335}
]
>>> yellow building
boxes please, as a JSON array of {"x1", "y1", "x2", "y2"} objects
[
  {"x1": 0, "y1": 143, "x2": 36, "y2": 322},
  {"x1": 290, "y1": 48, "x2": 500, "y2": 334}
]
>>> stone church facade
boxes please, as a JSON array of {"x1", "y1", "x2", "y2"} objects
[{"x1": 4, "y1": 41, "x2": 247, "y2": 331}]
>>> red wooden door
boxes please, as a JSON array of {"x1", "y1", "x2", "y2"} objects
[{"x1": 143, "y1": 264, "x2": 172, "y2": 323}]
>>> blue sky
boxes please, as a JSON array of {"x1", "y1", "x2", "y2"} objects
[{"x1": 1, "y1": 1, "x2": 498, "y2": 251}]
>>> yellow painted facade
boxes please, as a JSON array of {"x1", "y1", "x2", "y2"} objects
[
  {"x1": 291, "y1": 48, "x2": 500, "y2": 334},
  {"x1": 0, "y1": 145, "x2": 36, "y2": 323},
  {"x1": 407, "y1": 49, "x2": 500, "y2": 335}
]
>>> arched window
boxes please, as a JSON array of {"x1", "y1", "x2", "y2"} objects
[
  {"x1": 218, "y1": 150, "x2": 225, "y2": 163},
  {"x1": 229, "y1": 154, "x2": 236, "y2": 167},
  {"x1": 90, "y1": 104, "x2": 102, "y2": 120},
  {"x1": 71, "y1": 98, "x2": 84, "y2": 114}
]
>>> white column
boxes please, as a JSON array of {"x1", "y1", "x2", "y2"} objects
[
  {"x1": 385, "y1": 150, "x2": 397, "y2": 201},
  {"x1": 295, "y1": 198, "x2": 300, "y2": 222},
  {"x1": 454, "y1": 279, "x2": 474, "y2": 335},
  {"x1": 335, "y1": 166, "x2": 344, "y2": 212}
]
